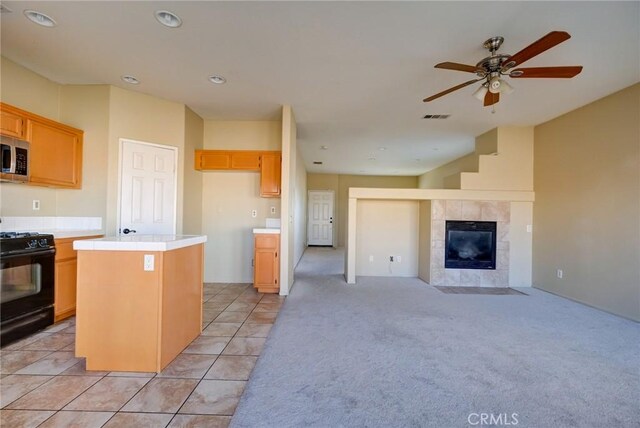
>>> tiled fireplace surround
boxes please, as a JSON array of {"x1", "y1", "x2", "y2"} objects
[{"x1": 429, "y1": 200, "x2": 510, "y2": 287}]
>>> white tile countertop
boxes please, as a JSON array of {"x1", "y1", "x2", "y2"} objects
[
  {"x1": 50, "y1": 230, "x2": 105, "y2": 239},
  {"x1": 252, "y1": 228, "x2": 281, "y2": 234},
  {"x1": 73, "y1": 235, "x2": 207, "y2": 252}
]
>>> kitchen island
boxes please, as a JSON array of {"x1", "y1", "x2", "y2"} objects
[{"x1": 73, "y1": 235, "x2": 207, "y2": 372}]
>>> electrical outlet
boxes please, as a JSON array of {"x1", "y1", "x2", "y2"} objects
[
  {"x1": 369, "y1": 255, "x2": 374, "y2": 262},
  {"x1": 397, "y1": 256, "x2": 402, "y2": 263},
  {"x1": 270, "y1": 206, "x2": 276, "y2": 214},
  {"x1": 32, "y1": 200, "x2": 40, "y2": 211},
  {"x1": 556, "y1": 269, "x2": 563, "y2": 279},
  {"x1": 144, "y1": 254, "x2": 155, "y2": 271},
  {"x1": 251, "y1": 209, "x2": 257, "y2": 218},
  {"x1": 389, "y1": 256, "x2": 394, "y2": 262}
]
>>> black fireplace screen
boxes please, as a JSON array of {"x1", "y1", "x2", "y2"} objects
[{"x1": 445, "y1": 221, "x2": 497, "y2": 269}]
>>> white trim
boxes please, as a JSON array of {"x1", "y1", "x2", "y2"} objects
[{"x1": 117, "y1": 138, "x2": 178, "y2": 235}]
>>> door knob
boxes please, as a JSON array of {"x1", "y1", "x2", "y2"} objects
[{"x1": 122, "y1": 228, "x2": 137, "y2": 234}]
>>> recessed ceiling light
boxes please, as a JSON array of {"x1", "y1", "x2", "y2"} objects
[
  {"x1": 320, "y1": 146, "x2": 328, "y2": 150},
  {"x1": 121, "y1": 75, "x2": 140, "y2": 85},
  {"x1": 24, "y1": 10, "x2": 56, "y2": 27},
  {"x1": 209, "y1": 75, "x2": 227, "y2": 85},
  {"x1": 155, "y1": 10, "x2": 182, "y2": 28},
  {"x1": 378, "y1": 147, "x2": 387, "y2": 151}
]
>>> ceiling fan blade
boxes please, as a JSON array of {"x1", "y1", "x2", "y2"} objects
[
  {"x1": 510, "y1": 66, "x2": 583, "y2": 78},
  {"x1": 435, "y1": 62, "x2": 481, "y2": 73},
  {"x1": 484, "y1": 91, "x2": 499, "y2": 106},
  {"x1": 423, "y1": 78, "x2": 483, "y2": 102},
  {"x1": 504, "y1": 31, "x2": 571, "y2": 68}
]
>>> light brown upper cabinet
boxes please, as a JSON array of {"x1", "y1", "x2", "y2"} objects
[
  {"x1": 27, "y1": 117, "x2": 83, "y2": 188},
  {"x1": 1, "y1": 102, "x2": 84, "y2": 189},
  {"x1": 260, "y1": 152, "x2": 281, "y2": 197},
  {"x1": 195, "y1": 150, "x2": 281, "y2": 197},
  {"x1": 1, "y1": 106, "x2": 26, "y2": 139},
  {"x1": 196, "y1": 150, "x2": 262, "y2": 171}
]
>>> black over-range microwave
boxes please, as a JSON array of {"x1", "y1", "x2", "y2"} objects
[{"x1": 0, "y1": 135, "x2": 29, "y2": 182}]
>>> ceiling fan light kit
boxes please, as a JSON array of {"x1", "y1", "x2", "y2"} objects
[{"x1": 424, "y1": 31, "x2": 583, "y2": 107}]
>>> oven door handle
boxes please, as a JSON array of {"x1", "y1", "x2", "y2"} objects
[{"x1": 1, "y1": 247, "x2": 56, "y2": 258}]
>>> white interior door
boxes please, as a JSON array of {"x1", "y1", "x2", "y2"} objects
[
  {"x1": 307, "y1": 190, "x2": 334, "y2": 246},
  {"x1": 119, "y1": 139, "x2": 177, "y2": 235}
]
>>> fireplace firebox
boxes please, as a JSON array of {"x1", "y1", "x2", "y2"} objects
[{"x1": 445, "y1": 221, "x2": 497, "y2": 269}]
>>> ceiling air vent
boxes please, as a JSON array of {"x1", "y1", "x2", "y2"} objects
[
  {"x1": 423, "y1": 114, "x2": 450, "y2": 119},
  {"x1": 313, "y1": 161, "x2": 323, "y2": 165}
]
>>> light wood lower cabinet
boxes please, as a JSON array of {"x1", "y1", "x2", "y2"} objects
[
  {"x1": 54, "y1": 235, "x2": 102, "y2": 322},
  {"x1": 253, "y1": 233, "x2": 280, "y2": 294},
  {"x1": 76, "y1": 244, "x2": 204, "y2": 372}
]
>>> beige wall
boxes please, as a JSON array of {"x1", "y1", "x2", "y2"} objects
[
  {"x1": 56, "y1": 85, "x2": 111, "y2": 218},
  {"x1": 308, "y1": 173, "x2": 418, "y2": 247},
  {"x1": 183, "y1": 107, "x2": 204, "y2": 234},
  {"x1": 533, "y1": 83, "x2": 640, "y2": 321},
  {"x1": 201, "y1": 120, "x2": 281, "y2": 283},
  {"x1": 418, "y1": 152, "x2": 478, "y2": 189},
  {"x1": 202, "y1": 121, "x2": 281, "y2": 151},
  {"x1": 461, "y1": 127, "x2": 534, "y2": 191},
  {"x1": 1, "y1": 57, "x2": 60, "y2": 119},
  {"x1": 294, "y1": 149, "x2": 307, "y2": 267},
  {"x1": 356, "y1": 200, "x2": 420, "y2": 277},
  {"x1": 0, "y1": 58, "x2": 110, "y2": 220},
  {"x1": 418, "y1": 200, "x2": 432, "y2": 282},
  {"x1": 106, "y1": 86, "x2": 186, "y2": 234},
  {"x1": 1, "y1": 57, "x2": 61, "y2": 216},
  {"x1": 280, "y1": 106, "x2": 296, "y2": 293},
  {"x1": 418, "y1": 126, "x2": 534, "y2": 192}
]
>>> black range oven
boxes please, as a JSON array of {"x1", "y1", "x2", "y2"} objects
[{"x1": 0, "y1": 233, "x2": 55, "y2": 347}]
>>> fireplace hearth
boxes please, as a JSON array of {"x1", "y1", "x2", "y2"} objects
[{"x1": 445, "y1": 221, "x2": 497, "y2": 270}]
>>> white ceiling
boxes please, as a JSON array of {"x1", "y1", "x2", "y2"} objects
[{"x1": 2, "y1": 1, "x2": 638, "y2": 176}]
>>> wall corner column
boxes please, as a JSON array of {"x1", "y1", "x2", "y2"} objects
[{"x1": 345, "y1": 197, "x2": 357, "y2": 284}]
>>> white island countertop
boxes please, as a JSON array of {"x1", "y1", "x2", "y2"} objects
[{"x1": 73, "y1": 235, "x2": 207, "y2": 252}]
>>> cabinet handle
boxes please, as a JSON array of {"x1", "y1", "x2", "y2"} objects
[{"x1": 275, "y1": 252, "x2": 277, "y2": 257}]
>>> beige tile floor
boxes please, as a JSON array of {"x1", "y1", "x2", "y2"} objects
[{"x1": 0, "y1": 283, "x2": 284, "y2": 427}]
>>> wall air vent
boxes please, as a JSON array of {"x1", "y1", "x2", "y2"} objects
[
  {"x1": 313, "y1": 161, "x2": 323, "y2": 165},
  {"x1": 423, "y1": 114, "x2": 450, "y2": 119}
]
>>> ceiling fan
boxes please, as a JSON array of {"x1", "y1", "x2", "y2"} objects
[{"x1": 423, "y1": 31, "x2": 583, "y2": 107}]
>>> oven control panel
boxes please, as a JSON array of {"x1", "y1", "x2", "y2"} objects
[{"x1": 26, "y1": 238, "x2": 51, "y2": 249}]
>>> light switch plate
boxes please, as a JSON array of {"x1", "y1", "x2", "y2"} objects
[{"x1": 144, "y1": 254, "x2": 155, "y2": 271}]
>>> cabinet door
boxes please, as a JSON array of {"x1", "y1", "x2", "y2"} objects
[
  {"x1": 260, "y1": 153, "x2": 281, "y2": 197},
  {"x1": 1, "y1": 108, "x2": 25, "y2": 138},
  {"x1": 27, "y1": 118, "x2": 83, "y2": 188},
  {"x1": 254, "y1": 234, "x2": 280, "y2": 291},
  {"x1": 254, "y1": 248, "x2": 277, "y2": 288},
  {"x1": 197, "y1": 151, "x2": 231, "y2": 170},
  {"x1": 55, "y1": 258, "x2": 78, "y2": 321},
  {"x1": 231, "y1": 152, "x2": 261, "y2": 170}
]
